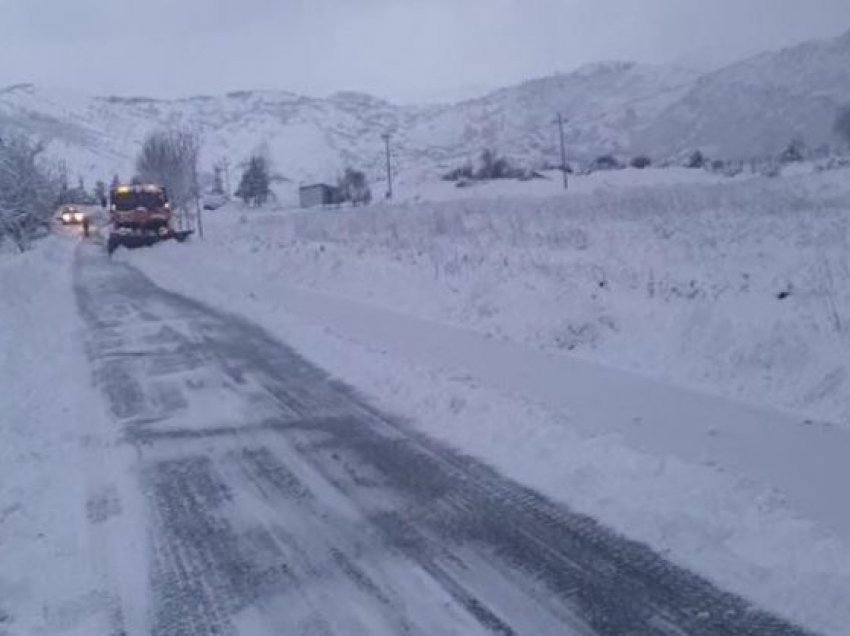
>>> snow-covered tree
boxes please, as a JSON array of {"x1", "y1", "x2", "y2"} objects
[
  {"x1": 0, "y1": 134, "x2": 59, "y2": 252},
  {"x1": 235, "y1": 155, "x2": 270, "y2": 207},
  {"x1": 135, "y1": 128, "x2": 201, "y2": 209}
]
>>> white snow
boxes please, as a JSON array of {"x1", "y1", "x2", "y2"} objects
[
  {"x1": 122, "y1": 167, "x2": 850, "y2": 635},
  {"x1": 640, "y1": 28, "x2": 850, "y2": 158},
  {"x1": 207, "y1": 166, "x2": 850, "y2": 424},
  {"x1": 0, "y1": 235, "x2": 149, "y2": 635},
  {"x1": 393, "y1": 166, "x2": 744, "y2": 203},
  {"x1": 3, "y1": 20, "x2": 850, "y2": 636}
]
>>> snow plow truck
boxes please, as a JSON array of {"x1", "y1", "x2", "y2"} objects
[{"x1": 107, "y1": 183, "x2": 192, "y2": 254}]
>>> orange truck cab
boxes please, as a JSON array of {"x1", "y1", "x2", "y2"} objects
[{"x1": 109, "y1": 184, "x2": 173, "y2": 235}]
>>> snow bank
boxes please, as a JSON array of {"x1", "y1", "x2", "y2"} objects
[
  {"x1": 0, "y1": 237, "x2": 148, "y2": 635},
  {"x1": 213, "y1": 169, "x2": 850, "y2": 425},
  {"x1": 127, "y1": 169, "x2": 850, "y2": 634}
]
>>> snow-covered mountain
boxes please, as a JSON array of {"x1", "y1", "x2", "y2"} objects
[
  {"x1": 639, "y1": 29, "x2": 850, "y2": 158},
  {"x1": 403, "y1": 62, "x2": 696, "y2": 172},
  {"x1": 0, "y1": 84, "x2": 424, "y2": 187},
  {"x1": 1, "y1": 28, "x2": 849, "y2": 186},
  {"x1": 0, "y1": 64, "x2": 693, "y2": 187}
]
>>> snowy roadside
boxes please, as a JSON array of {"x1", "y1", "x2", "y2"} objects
[
  {"x1": 0, "y1": 236, "x2": 148, "y2": 636},
  {"x1": 128, "y1": 216, "x2": 850, "y2": 635},
  {"x1": 266, "y1": 170, "x2": 850, "y2": 425}
]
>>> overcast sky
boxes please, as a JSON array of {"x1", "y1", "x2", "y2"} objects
[{"x1": 2, "y1": 0, "x2": 850, "y2": 102}]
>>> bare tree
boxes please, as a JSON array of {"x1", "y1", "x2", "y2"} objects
[
  {"x1": 136, "y1": 128, "x2": 202, "y2": 225},
  {"x1": 337, "y1": 167, "x2": 372, "y2": 206},
  {"x1": 0, "y1": 134, "x2": 59, "y2": 252}
]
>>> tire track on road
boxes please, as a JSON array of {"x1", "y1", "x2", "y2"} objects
[{"x1": 74, "y1": 242, "x2": 818, "y2": 636}]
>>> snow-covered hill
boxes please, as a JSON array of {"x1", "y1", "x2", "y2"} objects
[
  {"x1": 0, "y1": 64, "x2": 692, "y2": 187},
  {"x1": 402, "y1": 62, "x2": 697, "y2": 173},
  {"x1": 0, "y1": 84, "x2": 425, "y2": 187},
  {"x1": 640, "y1": 29, "x2": 850, "y2": 158},
  {"x1": 1, "y1": 28, "x2": 849, "y2": 185}
]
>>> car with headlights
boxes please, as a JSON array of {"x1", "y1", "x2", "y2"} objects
[{"x1": 59, "y1": 205, "x2": 86, "y2": 225}]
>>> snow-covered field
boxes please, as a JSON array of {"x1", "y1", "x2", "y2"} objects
[
  {"x1": 121, "y1": 167, "x2": 850, "y2": 635},
  {"x1": 217, "y1": 166, "x2": 850, "y2": 424},
  {"x1": 261, "y1": 165, "x2": 741, "y2": 211}
]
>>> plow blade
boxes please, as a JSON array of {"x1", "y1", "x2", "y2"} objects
[{"x1": 107, "y1": 229, "x2": 193, "y2": 255}]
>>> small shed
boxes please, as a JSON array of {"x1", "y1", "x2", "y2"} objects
[{"x1": 299, "y1": 183, "x2": 340, "y2": 209}]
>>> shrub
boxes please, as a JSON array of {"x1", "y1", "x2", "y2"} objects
[
  {"x1": 477, "y1": 149, "x2": 523, "y2": 180},
  {"x1": 590, "y1": 155, "x2": 623, "y2": 171},
  {"x1": 442, "y1": 163, "x2": 474, "y2": 181},
  {"x1": 779, "y1": 138, "x2": 805, "y2": 163},
  {"x1": 443, "y1": 150, "x2": 525, "y2": 182},
  {"x1": 686, "y1": 150, "x2": 705, "y2": 169},
  {"x1": 338, "y1": 167, "x2": 372, "y2": 206}
]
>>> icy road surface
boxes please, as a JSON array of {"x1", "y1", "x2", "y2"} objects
[{"x1": 72, "y1": 243, "x2": 812, "y2": 636}]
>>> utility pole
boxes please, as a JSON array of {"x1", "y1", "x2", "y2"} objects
[
  {"x1": 221, "y1": 158, "x2": 232, "y2": 197},
  {"x1": 194, "y1": 158, "x2": 204, "y2": 239},
  {"x1": 191, "y1": 155, "x2": 203, "y2": 239},
  {"x1": 195, "y1": 196, "x2": 204, "y2": 239},
  {"x1": 382, "y1": 133, "x2": 393, "y2": 200},
  {"x1": 556, "y1": 113, "x2": 568, "y2": 190}
]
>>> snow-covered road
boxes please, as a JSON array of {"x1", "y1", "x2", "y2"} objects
[{"x1": 66, "y1": 241, "x2": 816, "y2": 635}]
